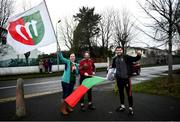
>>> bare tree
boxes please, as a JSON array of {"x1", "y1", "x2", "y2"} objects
[
  {"x1": 138, "y1": 0, "x2": 180, "y2": 79},
  {"x1": 99, "y1": 9, "x2": 114, "y2": 56},
  {"x1": 0, "y1": 0, "x2": 14, "y2": 57},
  {"x1": 113, "y1": 9, "x2": 136, "y2": 54},
  {"x1": 0, "y1": 0, "x2": 14, "y2": 28},
  {"x1": 59, "y1": 17, "x2": 77, "y2": 50}
]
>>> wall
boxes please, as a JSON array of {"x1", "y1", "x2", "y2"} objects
[{"x1": 0, "y1": 63, "x2": 108, "y2": 76}]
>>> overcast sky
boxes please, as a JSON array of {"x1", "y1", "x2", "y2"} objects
[{"x1": 13, "y1": 0, "x2": 174, "y2": 54}]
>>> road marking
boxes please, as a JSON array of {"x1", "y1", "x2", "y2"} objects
[
  {"x1": 0, "y1": 89, "x2": 62, "y2": 103},
  {"x1": 0, "y1": 80, "x2": 60, "y2": 90},
  {"x1": 0, "y1": 85, "x2": 16, "y2": 90}
]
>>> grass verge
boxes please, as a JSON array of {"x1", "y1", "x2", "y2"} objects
[{"x1": 132, "y1": 74, "x2": 180, "y2": 98}]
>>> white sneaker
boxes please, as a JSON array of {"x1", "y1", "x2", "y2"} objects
[
  {"x1": 116, "y1": 104, "x2": 125, "y2": 112},
  {"x1": 129, "y1": 107, "x2": 134, "y2": 115}
]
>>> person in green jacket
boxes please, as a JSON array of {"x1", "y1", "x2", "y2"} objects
[{"x1": 58, "y1": 48, "x2": 79, "y2": 115}]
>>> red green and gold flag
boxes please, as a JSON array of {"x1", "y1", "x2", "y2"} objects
[{"x1": 65, "y1": 76, "x2": 106, "y2": 108}]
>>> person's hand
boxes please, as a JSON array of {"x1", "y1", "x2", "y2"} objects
[
  {"x1": 84, "y1": 72, "x2": 89, "y2": 76},
  {"x1": 72, "y1": 65, "x2": 76, "y2": 71},
  {"x1": 136, "y1": 50, "x2": 142, "y2": 56},
  {"x1": 92, "y1": 72, "x2": 95, "y2": 75},
  {"x1": 57, "y1": 47, "x2": 61, "y2": 52}
]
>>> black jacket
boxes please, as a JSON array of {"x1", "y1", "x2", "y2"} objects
[{"x1": 112, "y1": 55, "x2": 141, "y2": 77}]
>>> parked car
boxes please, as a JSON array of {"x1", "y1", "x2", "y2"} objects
[
  {"x1": 132, "y1": 61, "x2": 141, "y2": 75},
  {"x1": 106, "y1": 61, "x2": 141, "y2": 76}
]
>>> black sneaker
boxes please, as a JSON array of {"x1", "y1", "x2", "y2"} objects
[
  {"x1": 80, "y1": 104, "x2": 86, "y2": 112},
  {"x1": 128, "y1": 107, "x2": 134, "y2": 116},
  {"x1": 116, "y1": 105, "x2": 125, "y2": 112},
  {"x1": 88, "y1": 103, "x2": 96, "y2": 110}
]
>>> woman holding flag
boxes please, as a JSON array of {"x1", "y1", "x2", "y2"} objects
[{"x1": 58, "y1": 48, "x2": 79, "y2": 115}]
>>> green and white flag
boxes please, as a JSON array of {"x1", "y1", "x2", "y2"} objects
[{"x1": 7, "y1": 1, "x2": 56, "y2": 54}]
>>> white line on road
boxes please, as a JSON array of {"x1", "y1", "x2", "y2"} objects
[{"x1": 0, "y1": 80, "x2": 60, "y2": 90}]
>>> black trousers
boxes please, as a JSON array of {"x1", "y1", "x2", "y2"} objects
[
  {"x1": 48, "y1": 65, "x2": 52, "y2": 72},
  {"x1": 116, "y1": 77, "x2": 133, "y2": 107},
  {"x1": 79, "y1": 75, "x2": 92, "y2": 104},
  {"x1": 61, "y1": 81, "x2": 75, "y2": 99}
]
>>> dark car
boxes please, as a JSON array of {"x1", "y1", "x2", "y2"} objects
[
  {"x1": 132, "y1": 61, "x2": 141, "y2": 75},
  {"x1": 107, "y1": 61, "x2": 141, "y2": 76}
]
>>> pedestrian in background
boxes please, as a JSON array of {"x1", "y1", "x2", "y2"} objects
[
  {"x1": 39, "y1": 59, "x2": 44, "y2": 73},
  {"x1": 48, "y1": 58, "x2": 53, "y2": 73},
  {"x1": 43, "y1": 59, "x2": 48, "y2": 73}
]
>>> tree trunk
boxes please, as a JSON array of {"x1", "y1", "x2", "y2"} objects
[
  {"x1": 168, "y1": 42, "x2": 173, "y2": 75},
  {"x1": 102, "y1": 38, "x2": 105, "y2": 57},
  {"x1": 168, "y1": 28, "x2": 173, "y2": 82},
  {"x1": 122, "y1": 44, "x2": 125, "y2": 54},
  {"x1": 168, "y1": 37, "x2": 175, "y2": 92}
]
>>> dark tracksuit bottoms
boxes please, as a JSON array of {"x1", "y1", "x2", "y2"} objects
[{"x1": 116, "y1": 77, "x2": 133, "y2": 107}]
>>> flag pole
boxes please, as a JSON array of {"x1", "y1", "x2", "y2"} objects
[{"x1": 43, "y1": 0, "x2": 60, "y2": 71}]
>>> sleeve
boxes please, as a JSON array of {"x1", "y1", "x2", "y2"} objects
[
  {"x1": 127, "y1": 55, "x2": 141, "y2": 63},
  {"x1": 112, "y1": 57, "x2": 116, "y2": 68},
  {"x1": 58, "y1": 51, "x2": 69, "y2": 64}
]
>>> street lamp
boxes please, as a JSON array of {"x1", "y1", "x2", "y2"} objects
[{"x1": 56, "y1": 19, "x2": 61, "y2": 71}]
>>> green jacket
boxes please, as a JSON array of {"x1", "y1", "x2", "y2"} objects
[{"x1": 58, "y1": 52, "x2": 79, "y2": 83}]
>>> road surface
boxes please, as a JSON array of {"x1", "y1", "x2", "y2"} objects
[{"x1": 0, "y1": 64, "x2": 180, "y2": 100}]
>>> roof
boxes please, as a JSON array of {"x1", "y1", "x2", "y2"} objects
[{"x1": 128, "y1": 46, "x2": 146, "y2": 50}]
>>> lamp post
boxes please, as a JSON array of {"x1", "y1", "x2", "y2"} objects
[{"x1": 56, "y1": 19, "x2": 61, "y2": 71}]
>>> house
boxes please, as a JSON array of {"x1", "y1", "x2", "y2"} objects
[
  {"x1": 126, "y1": 46, "x2": 170, "y2": 64},
  {"x1": 126, "y1": 47, "x2": 147, "y2": 57}
]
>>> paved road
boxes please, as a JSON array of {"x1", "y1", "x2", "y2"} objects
[
  {"x1": 0, "y1": 65, "x2": 180, "y2": 100},
  {"x1": 132, "y1": 64, "x2": 180, "y2": 84},
  {"x1": 0, "y1": 83, "x2": 180, "y2": 121}
]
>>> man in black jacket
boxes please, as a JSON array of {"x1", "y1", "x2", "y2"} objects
[{"x1": 112, "y1": 46, "x2": 141, "y2": 115}]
